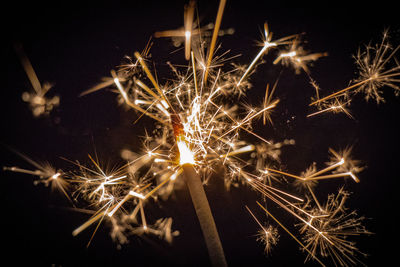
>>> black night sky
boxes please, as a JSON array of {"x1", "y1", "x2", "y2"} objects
[{"x1": 2, "y1": 1, "x2": 400, "y2": 266}]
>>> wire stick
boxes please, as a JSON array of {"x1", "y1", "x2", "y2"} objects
[{"x1": 182, "y1": 163, "x2": 227, "y2": 267}]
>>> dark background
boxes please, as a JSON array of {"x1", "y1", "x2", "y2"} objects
[{"x1": 2, "y1": 0, "x2": 399, "y2": 266}]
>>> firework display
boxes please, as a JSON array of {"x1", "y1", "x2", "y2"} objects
[{"x1": 3, "y1": 1, "x2": 399, "y2": 266}]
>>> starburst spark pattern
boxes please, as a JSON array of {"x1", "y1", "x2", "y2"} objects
[
  {"x1": 5, "y1": 1, "x2": 397, "y2": 266},
  {"x1": 310, "y1": 29, "x2": 400, "y2": 108},
  {"x1": 299, "y1": 188, "x2": 371, "y2": 266},
  {"x1": 246, "y1": 205, "x2": 279, "y2": 255},
  {"x1": 353, "y1": 30, "x2": 400, "y2": 103}
]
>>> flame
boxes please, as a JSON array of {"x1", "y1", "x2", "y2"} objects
[{"x1": 177, "y1": 136, "x2": 195, "y2": 165}]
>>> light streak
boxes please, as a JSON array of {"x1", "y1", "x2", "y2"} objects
[
  {"x1": 15, "y1": 44, "x2": 60, "y2": 117},
  {"x1": 307, "y1": 100, "x2": 353, "y2": 119},
  {"x1": 14, "y1": 44, "x2": 42, "y2": 94},
  {"x1": 237, "y1": 23, "x2": 277, "y2": 86},
  {"x1": 184, "y1": 0, "x2": 195, "y2": 60},
  {"x1": 204, "y1": 0, "x2": 226, "y2": 82},
  {"x1": 273, "y1": 40, "x2": 328, "y2": 75},
  {"x1": 237, "y1": 23, "x2": 300, "y2": 86}
]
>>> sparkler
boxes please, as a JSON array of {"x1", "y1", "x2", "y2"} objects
[{"x1": 5, "y1": 1, "x2": 399, "y2": 266}]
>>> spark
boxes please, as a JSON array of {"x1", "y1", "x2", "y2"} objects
[
  {"x1": 263, "y1": 80, "x2": 280, "y2": 125},
  {"x1": 3, "y1": 150, "x2": 70, "y2": 201},
  {"x1": 299, "y1": 189, "x2": 371, "y2": 266},
  {"x1": 245, "y1": 205, "x2": 279, "y2": 255},
  {"x1": 154, "y1": 0, "x2": 198, "y2": 60},
  {"x1": 15, "y1": 44, "x2": 60, "y2": 117},
  {"x1": 184, "y1": 0, "x2": 196, "y2": 60},
  {"x1": 237, "y1": 23, "x2": 276, "y2": 87},
  {"x1": 273, "y1": 39, "x2": 328, "y2": 74},
  {"x1": 256, "y1": 201, "x2": 327, "y2": 267},
  {"x1": 307, "y1": 99, "x2": 353, "y2": 119},
  {"x1": 204, "y1": 0, "x2": 227, "y2": 82}
]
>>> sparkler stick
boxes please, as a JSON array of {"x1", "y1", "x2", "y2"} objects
[
  {"x1": 181, "y1": 162, "x2": 227, "y2": 267},
  {"x1": 174, "y1": 114, "x2": 227, "y2": 266},
  {"x1": 172, "y1": 105, "x2": 226, "y2": 265}
]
